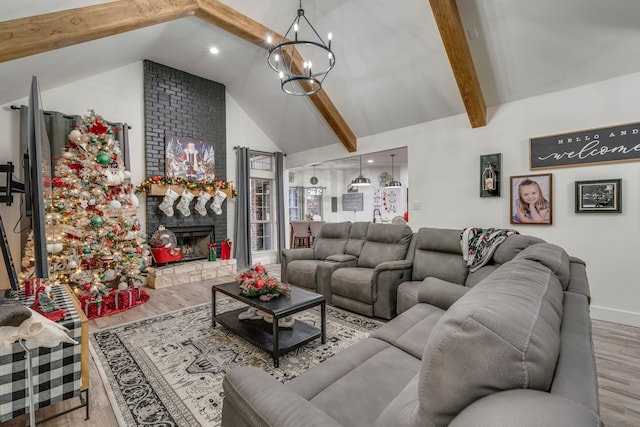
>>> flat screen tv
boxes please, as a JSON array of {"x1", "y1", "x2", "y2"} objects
[{"x1": 26, "y1": 76, "x2": 51, "y2": 280}]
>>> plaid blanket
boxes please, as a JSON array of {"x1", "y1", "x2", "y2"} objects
[{"x1": 461, "y1": 228, "x2": 519, "y2": 272}]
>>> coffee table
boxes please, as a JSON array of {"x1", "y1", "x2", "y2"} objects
[{"x1": 211, "y1": 282, "x2": 326, "y2": 367}]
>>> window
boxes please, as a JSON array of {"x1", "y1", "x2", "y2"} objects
[
  {"x1": 249, "y1": 153, "x2": 273, "y2": 171},
  {"x1": 250, "y1": 151, "x2": 275, "y2": 252},
  {"x1": 289, "y1": 187, "x2": 303, "y2": 220},
  {"x1": 305, "y1": 187, "x2": 324, "y2": 219}
]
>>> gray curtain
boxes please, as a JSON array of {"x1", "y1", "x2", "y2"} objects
[
  {"x1": 275, "y1": 152, "x2": 286, "y2": 263},
  {"x1": 233, "y1": 146, "x2": 252, "y2": 269}
]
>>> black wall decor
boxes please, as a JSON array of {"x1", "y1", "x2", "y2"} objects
[
  {"x1": 530, "y1": 121, "x2": 640, "y2": 170},
  {"x1": 480, "y1": 153, "x2": 501, "y2": 197}
]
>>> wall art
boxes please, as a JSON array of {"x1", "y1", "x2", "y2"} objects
[
  {"x1": 165, "y1": 135, "x2": 216, "y2": 181},
  {"x1": 480, "y1": 153, "x2": 501, "y2": 197},
  {"x1": 510, "y1": 174, "x2": 553, "y2": 225},
  {"x1": 575, "y1": 179, "x2": 622, "y2": 213}
]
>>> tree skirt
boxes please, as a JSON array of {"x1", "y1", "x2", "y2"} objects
[{"x1": 90, "y1": 300, "x2": 383, "y2": 426}]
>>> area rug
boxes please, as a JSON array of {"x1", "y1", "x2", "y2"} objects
[{"x1": 89, "y1": 300, "x2": 383, "y2": 426}]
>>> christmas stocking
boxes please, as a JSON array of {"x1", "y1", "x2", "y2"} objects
[
  {"x1": 195, "y1": 191, "x2": 212, "y2": 216},
  {"x1": 158, "y1": 187, "x2": 179, "y2": 217},
  {"x1": 176, "y1": 189, "x2": 195, "y2": 217},
  {"x1": 210, "y1": 190, "x2": 227, "y2": 215}
]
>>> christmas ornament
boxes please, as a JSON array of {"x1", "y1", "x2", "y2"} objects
[
  {"x1": 63, "y1": 151, "x2": 74, "y2": 159},
  {"x1": 83, "y1": 247, "x2": 91, "y2": 254},
  {"x1": 90, "y1": 137, "x2": 97, "y2": 144},
  {"x1": 118, "y1": 281, "x2": 128, "y2": 291},
  {"x1": 81, "y1": 179, "x2": 89, "y2": 185},
  {"x1": 108, "y1": 200, "x2": 122, "y2": 209},
  {"x1": 69, "y1": 129, "x2": 82, "y2": 141},
  {"x1": 83, "y1": 284, "x2": 92, "y2": 291},
  {"x1": 107, "y1": 231, "x2": 115, "y2": 239},
  {"x1": 90, "y1": 215, "x2": 104, "y2": 227},
  {"x1": 68, "y1": 260, "x2": 78, "y2": 269},
  {"x1": 96, "y1": 152, "x2": 110, "y2": 165}
]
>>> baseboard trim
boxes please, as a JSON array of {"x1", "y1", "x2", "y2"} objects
[{"x1": 590, "y1": 305, "x2": 640, "y2": 327}]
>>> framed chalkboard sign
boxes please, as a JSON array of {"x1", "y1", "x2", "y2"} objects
[
  {"x1": 530, "y1": 121, "x2": 640, "y2": 170},
  {"x1": 342, "y1": 193, "x2": 364, "y2": 211}
]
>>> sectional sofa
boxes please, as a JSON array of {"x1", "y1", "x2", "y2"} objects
[{"x1": 221, "y1": 223, "x2": 600, "y2": 426}]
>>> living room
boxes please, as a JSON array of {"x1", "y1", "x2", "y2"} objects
[{"x1": 1, "y1": 1, "x2": 639, "y2": 426}]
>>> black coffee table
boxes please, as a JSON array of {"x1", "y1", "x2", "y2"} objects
[{"x1": 211, "y1": 282, "x2": 326, "y2": 367}]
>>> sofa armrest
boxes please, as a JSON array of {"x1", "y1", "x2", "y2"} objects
[
  {"x1": 281, "y1": 248, "x2": 315, "y2": 283},
  {"x1": 449, "y1": 389, "x2": 603, "y2": 427},
  {"x1": 326, "y1": 254, "x2": 357, "y2": 262},
  {"x1": 222, "y1": 367, "x2": 342, "y2": 427},
  {"x1": 372, "y1": 260, "x2": 414, "y2": 319},
  {"x1": 417, "y1": 277, "x2": 469, "y2": 310}
]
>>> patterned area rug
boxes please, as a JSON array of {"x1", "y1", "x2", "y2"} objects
[{"x1": 90, "y1": 299, "x2": 383, "y2": 426}]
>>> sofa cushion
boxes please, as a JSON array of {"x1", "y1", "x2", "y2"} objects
[
  {"x1": 314, "y1": 222, "x2": 351, "y2": 260},
  {"x1": 412, "y1": 228, "x2": 468, "y2": 284},
  {"x1": 417, "y1": 255, "x2": 564, "y2": 426},
  {"x1": 331, "y1": 267, "x2": 376, "y2": 303},
  {"x1": 358, "y1": 223, "x2": 413, "y2": 268},
  {"x1": 286, "y1": 260, "x2": 323, "y2": 290},
  {"x1": 289, "y1": 337, "x2": 421, "y2": 427},
  {"x1": 371, "y1": 302, "x2": 445, "y2": 360},
  {"x1": 345, "y1": 221, "x2": 369, "y2": 257}
]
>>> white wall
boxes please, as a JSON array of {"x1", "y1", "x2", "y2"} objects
[
  {"x1": 287, "y1": 72, "x2": 640, "y2": 327},
  {"x1": 0, "y1": 61, "x2": 281, "y2": 285}
]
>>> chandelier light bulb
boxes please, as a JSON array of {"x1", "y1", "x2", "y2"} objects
[
  {"x1": 304, "y1": 61, "x2": 308, "y2": 69},
  {"x1": 274, "y1": 54, "x2": 280, "y2": 62},
  {"x1": 328, "y1": 52, "x2": 333, "y2": 59},
  {"x1": 308, "y1": 61, "x2": 312, "y2": 69},
  {"x1": 294, "y1": 23, "x2": 299, "y2": 32},
  {"x1": 279, "y1": 71, "x2": 284, "y2": 79},
  {"x1": 328, "y1": 33, "x2": 332, "y2": 40},
  {"x1": 267, "y1": 35, "x2": 272, "y2": 44}
]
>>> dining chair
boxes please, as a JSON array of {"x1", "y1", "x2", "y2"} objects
[
  {"x1": 308, "y1": 221, "x2": 326, "y2": 247},
  {"x1": 290, "y1": 221, "x2": 311, "y2": 248}
]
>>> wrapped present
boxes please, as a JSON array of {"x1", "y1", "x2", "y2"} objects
[
  {"x1": 23, "y1": 277, "x2": 44, "y2": 297},
  {"x1": 115, "y1": 288, "x2": 136, "y2": 310},
  {"x1": 221, "y1": 240, "x2": 232, "y2": 260},
  {"x1": 80, "y1": 296, "x2": 104, "y2": 318}
]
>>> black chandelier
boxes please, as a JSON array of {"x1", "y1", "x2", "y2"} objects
[{"x1": 267, "y1": 0, "x2": 335, "y2": 96}]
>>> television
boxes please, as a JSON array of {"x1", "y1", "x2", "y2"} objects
[{"x1": 26, "y1": 76, "x2": 51, "y2": 280}]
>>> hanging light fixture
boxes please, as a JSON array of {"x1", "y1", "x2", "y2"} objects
[
  {"x1": 385, "y1": 154, "x2": 402, "y2": 188},
  {"x1": 266, "y1": 0, "x2": 335, "y2": 96},
  {"x1": 351, "y1": 156, "x2": 371, "y2": 187}
]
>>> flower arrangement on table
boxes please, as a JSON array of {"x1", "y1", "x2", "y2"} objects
[
  {"x1": 135, "y1": 175, "x2": 238, "y2": 197},
  {"x1": 235, "y1": 264, "x2": 291, "y2": 301}
]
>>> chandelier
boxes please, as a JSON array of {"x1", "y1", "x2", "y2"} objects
[
  {"x1": 385, "y1": 154, "x2": 402, "y2": 188},
  {"x1": 266, "y1": 0, "x2": 335, "y2": 96}
]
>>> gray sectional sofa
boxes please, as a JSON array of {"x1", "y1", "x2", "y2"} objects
[
  {"x1": 222, "y1": 225, "x2": 601, "y2": 426},
  {"x1": 221, "y1": 240, "x2": 601, "y2": 426}
]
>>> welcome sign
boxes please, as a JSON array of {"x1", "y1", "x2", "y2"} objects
[{"x1": 530, "y1": 121, "x2": 640, "y2": 170}]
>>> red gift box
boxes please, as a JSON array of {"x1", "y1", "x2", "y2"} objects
[
  {"x1": 81, "y1": 297, "x2": 104, "y2": 318},
  {"x1": 221, "y1": 241, "x2": 232, "y2": 260},
  {"x1": 24, "y1": 277, "x2": 44, "y2": 297},
  {"x1": 115, "y1": 288, "x2": 136, "y2": 310}
]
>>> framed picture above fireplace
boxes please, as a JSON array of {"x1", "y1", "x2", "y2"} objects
[{"x1": 165, "y1": 134, "x2": 216, "y2": 181}]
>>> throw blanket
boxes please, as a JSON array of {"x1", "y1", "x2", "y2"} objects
[{"x1": 461, "y1": 227, "x2": 519, "y2": 272}]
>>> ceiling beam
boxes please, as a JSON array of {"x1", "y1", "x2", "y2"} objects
[
  {"x1": 429, "y1": 0, "x2": 486, "y2": 128},
  {"x1": 196, "y1": 0, "x2": 357, "y2": 152},
  {"x1": 0, "y1": 0, "x2": 199, "y2": 63},
  {"x1": 0, "y1": 0, "x2": 357, "y2": 152}
]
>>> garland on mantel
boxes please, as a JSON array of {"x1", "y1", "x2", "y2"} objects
[{"x1": 135, "y1": 175, "x2": 238, "y2": 197}]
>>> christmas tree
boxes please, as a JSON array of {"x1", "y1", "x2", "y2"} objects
[{"x1": 19, "y1": 111, "x2": 149, "y2": 299}]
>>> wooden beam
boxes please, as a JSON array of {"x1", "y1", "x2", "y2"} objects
[
  {"x1": 0, "y1": 0, "x2": 357, "y2": 152},
  {"x1": 429, "y1": 0, "x2": 486, "y2": 128},
  {"x1": 196, "y1": 0, "x2": 357, "y2": 152},
  {"x1": 0, "y1": 0, "x2": 199, "y2": 63}
]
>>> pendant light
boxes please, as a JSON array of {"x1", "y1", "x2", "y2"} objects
[
  {"x1": 351, "y1": 156, "x2": 371, "y2": 186},
  {"x1": 385, "y1": 154, "x2": 402, "y2": 188}
]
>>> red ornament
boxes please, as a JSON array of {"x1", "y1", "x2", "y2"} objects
[
  {"x1": 83, "y1": 283, "x2": 92, "y2": 291},
  {"x1": 254, "y1": 264, "x2": 265, "y2": 274},
  {"x1": 52, "y1": 176, "x2": 65, "y2": 188},
  {"x1": 89, "y1": 120, "x2": 109, "y2": 134}
]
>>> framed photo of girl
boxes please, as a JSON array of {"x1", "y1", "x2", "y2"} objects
[{"x1": 510, "y1": 174, "x2": 553, "y2": 225}]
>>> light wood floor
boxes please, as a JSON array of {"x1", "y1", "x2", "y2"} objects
[{"x1": 3, "y1": 267, "x2": 639, "y2": 426}]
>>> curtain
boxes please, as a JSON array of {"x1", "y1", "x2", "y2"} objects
[
  {"x1": 275, "y1": 152, "x2": 286, "y2": 263},
  {"x1": 233, "y1": 146, "x2": 252, "y2": 269}
]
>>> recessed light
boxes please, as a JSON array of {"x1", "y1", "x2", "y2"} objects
[
  {"x1": 209, "y1": 46, "x2": 219, "y2": 55},
  {"x1": 367, "y1": 159, "x2": 373, "y2": 163}
]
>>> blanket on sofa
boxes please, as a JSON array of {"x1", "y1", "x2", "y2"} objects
[{"x1": 461, "y1": 227, "x2": 518, "y2": 272}]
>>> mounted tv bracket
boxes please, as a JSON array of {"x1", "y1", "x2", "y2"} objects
[{"x1": 0, "y1": 156, "x2": 29, "y2": 208}]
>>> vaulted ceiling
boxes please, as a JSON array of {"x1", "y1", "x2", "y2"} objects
[{"x1": 2, "y1": 0, "x2": 640, "y2": 156}]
